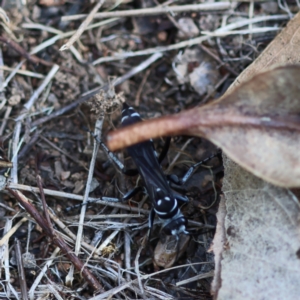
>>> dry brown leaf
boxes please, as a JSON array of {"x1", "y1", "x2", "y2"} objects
[
  {"x1": 107, "y1": 65, "x2": 300, "y2": 187},
  {"x1": 219, "y1": 156, "x2": 300, "y2": 299},
  {"x1": 154, "y1": 234, "x2": 190, "y2": 268},
  {"x1": 107, "y1": 12, "x2": 300, "y2": 188}
]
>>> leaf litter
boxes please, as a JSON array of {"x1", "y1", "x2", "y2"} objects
[{"x1": 0, "y1": 1, "x2": 298, "y2": 299}]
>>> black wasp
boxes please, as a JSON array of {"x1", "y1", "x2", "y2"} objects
[{"x1": 99, "y1": 103, "x2": 219, "y2": 238}]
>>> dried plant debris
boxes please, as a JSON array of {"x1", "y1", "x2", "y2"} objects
[
  {"x1": 88, "y1": 79, "x2": 124, "y2": 117},
  {"x1": 0, "y1": 0, "x2": 296, "y2": 299},
  {"x1": 219, "y1": 155, "x2": 300, "y2": 300},
  {"x1": 173, "y1": 47, "x2": 221, "y2": 96},
  {"x1": 154, "y1": 234, "x2": 190, "y2": 268}
]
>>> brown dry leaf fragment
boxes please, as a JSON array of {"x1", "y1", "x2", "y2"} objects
[
  {"x1": 154, "y1": 234, "x2": 190, "y2": 268},
  {"x1": 177, "y1": 18, "x2": 200, "y2": 38},
  {"x1": 219, "y1": 156, "x2": 300, "y2": 299},
  {"x1": 39, "y1": 0, "x2": 65, "y2": 6},
  {"x1": 174, "y1": 48, "x2": 220, "y2": 96},
  {"x1": 73, "y1": 180, "x2": 84, "y2": 194},
  {"x1": 107, "y1": 65, "x2": 300, "y2": 187}
]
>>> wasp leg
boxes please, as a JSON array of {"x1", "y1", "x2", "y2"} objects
[
  {"x1": 147, "y1": 209, "x2": 156, "y2": 239},
  {"x1": 180, "y1": 150, "x2": 222, "y2": 185},
  {"x1": 123, "y1": 186, "x2": 145, "y2": 201},
  {"x1": 91, "y1": 130, "x2": 139, "y2": 176},
  {"x1": 158, "y1": 137, "x2": 171, "y2": 164},
  {"x1": 171, "y1": 190, "x2": 189, "y2": 203}
]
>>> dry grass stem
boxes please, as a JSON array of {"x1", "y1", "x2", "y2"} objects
[
  {"x1": 0, "y1": 66, "x2": 44, "y2": 78},
  {"x1": 62, "y1": 2, "x2": 233, "y2": 22},
  {"x1": 176, "y1": 270, "x2": 215, "y2": 286},
  {"x1": 7, "y1": 182, "x2": 149, "y2": 214},
  {"x1": 74, "y1": 118, "x2": 103, "y2": 259},
  {"x1": 60, "y1": 0, "x2": 106, "y2": 51}
]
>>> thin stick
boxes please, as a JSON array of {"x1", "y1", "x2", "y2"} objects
[
  {"x1": 74, "y1": 118, "x2": 103, "y2": 257},
  {"x1": 22, "y1": 65, "x2": 60, "y2": 113},
  {"x1": 2, "y1": 219, "x2": 15, "y2": 299},
  {"x1": 0, "y1": 35, "x2": 44, "y2": 65},
  {"x1": 36, "y1": 175, "x2": 51, "y2": 226},
  {"x1": 202, "y1": 27, "x2": 280, "y2": 37},
  {"x1": 0, "y1": 217, "x2": 28, "y2": 247},
  {"x1": 39, "y1": 135, "x2": 90, "y2": 172},
  {"x1": 0, "y1": 106, "x2": 12, "y2": 136},
  {"x1": 134, "y1": 244, "x2": 144, "y2": 295},
  {"x1": 0, "y1": 65, "x2": 44, "y2": 78},
  {"x1": 60, "y1": 0, "x2": 106, "y2": 51},
  {"x1": 7, "y1": 182, "x2": 150, "y2": 214},
  {"x1": 124, "y1": 231, "x2": 131, "y2": 281},
  {"x1": 166, "y1": 138, "x2": 193, "y2": 173},
  {"x1": 61, "y1": 2, "x2": 233, "y2": 22},
  {"x1": 1, "y1": 60, "x2": 24, "y2": 92},
  {"x1": 0, "y1": 36, "x2": 61, "y2": 69},
  {"x1": 14, "y1": 239, "x2": 29, "y2": 300},
  {"x1": 92, "y1": 36, "x2": 208, "y2": 65},
  {"x1": 176, "y1": 270, "x2": 214, "y2": 286},
  {"x1": 10, "y1": 121, "x2": 21, "y2": 183}
]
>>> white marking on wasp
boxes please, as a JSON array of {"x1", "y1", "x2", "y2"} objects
[
  {"x1": 171, "y1": 229, "x2": 177, "y2": 235},
  {"x1": 156, "y1": 188, "x2": 161, "y2": 192},
  {"x1": 171, "y1": 224, "x2": 186, "y2": 236},
  {"x1": 121, "y1": 115, "x2": 129, "y2": 122},
  {"x1": 157, "y1": 199, "x2": 162, "y2": 206},
  {"x1": 130, "y1": 112, "x2": 140, "y2": 118},
  {"x1": 170, "y1": 199, "x2": 178, "y2": 212},
  {"x1": 164, "y1": 197, "x2": 170, "y2": 201},
  {"x1": 155, "y1": 209, "x2": 167, "y2": 216}
]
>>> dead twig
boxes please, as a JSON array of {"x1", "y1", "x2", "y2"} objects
[
  {"x1": 60, "y1": 0, "x2": 106, "y2": 51},
  {"x1": 61, "y1": 2, "x2": 233, "y2": 22},
  {"x1": 14, "y1": 239, "x2": 29, "y2": 300},
  {"x1": 7, "y1": 182, "x2": 149, "y2": 214}
]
